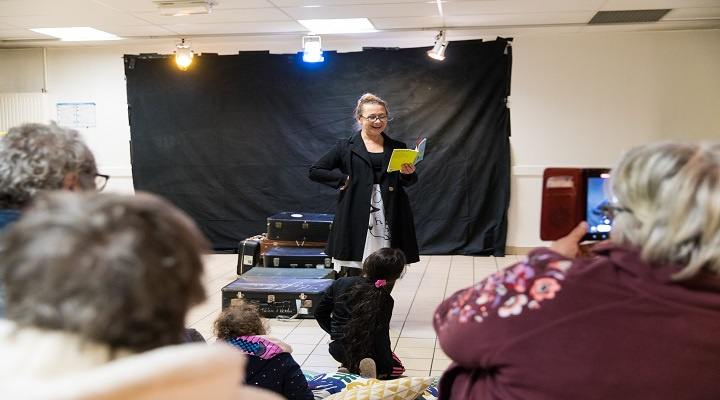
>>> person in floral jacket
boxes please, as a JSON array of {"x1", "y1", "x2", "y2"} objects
[{"x1": 434, "y1": 141, "x2": 720, "y2": 400}]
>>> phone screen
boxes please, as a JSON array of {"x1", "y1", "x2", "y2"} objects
[{"x1": 584, "y1": 170, "x2": 612, "y2": 240}]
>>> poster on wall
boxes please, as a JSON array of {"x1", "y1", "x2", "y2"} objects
[{"x1": 57, "y1": 102, "x2": 96, "y2": 128}]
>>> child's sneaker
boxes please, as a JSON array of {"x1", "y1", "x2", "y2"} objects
[{"x1": 359, "y1": 358, "x2": 377, "y2": 379}]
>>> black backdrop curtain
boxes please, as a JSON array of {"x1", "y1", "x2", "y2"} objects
[{"x1": 124, "y1": 38, "x2": 512, "y2": 255}]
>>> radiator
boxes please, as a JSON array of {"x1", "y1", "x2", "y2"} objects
[{"x1": 0, "y1": 93, "x2": 51, "y2": 132}]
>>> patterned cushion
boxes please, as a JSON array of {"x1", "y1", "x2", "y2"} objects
[
  {"x1": 307, "y1": 371, "x2": 378, "y2": 398},
  {"x1": 323, "y1": 376, "x2": 435, "y2": 400}
]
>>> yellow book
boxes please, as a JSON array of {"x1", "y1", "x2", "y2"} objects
[{"x1": 387, "y1": 137, "x2": 426, "y2": 173}]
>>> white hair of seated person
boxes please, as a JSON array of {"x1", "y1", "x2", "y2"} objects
[{"x1": 608, "y1": 141, "x2": 720, "y2": 280}]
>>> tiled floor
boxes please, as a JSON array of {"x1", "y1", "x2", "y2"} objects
[{"x1": 186, "y1": 254, "x2": 521, "y2": 377}]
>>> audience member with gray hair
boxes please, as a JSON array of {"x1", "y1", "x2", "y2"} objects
[
  {"x1": 0, "y1": 191, "x2": 281, "y2": 400},
  {"x1": 0, "y1": 122, "x2": 99, "y2": 221},
  {"x1": 434, "y1": 141, "x2": 720, "y2": 400},
  {"x1": 0, "y1": 121, "x2": 102, "y2": 318}
]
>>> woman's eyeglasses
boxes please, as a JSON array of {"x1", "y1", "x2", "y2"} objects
[
  {"x1": 361, "y1": 115, "x2": 391, "y2": 122},
  {"x1": 95, "y1": 174, "x2": 110, "y2": 191}
]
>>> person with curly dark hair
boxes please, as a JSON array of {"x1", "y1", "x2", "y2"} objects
[
  {"x1": 214, "y1": 301, "x2": 313, "y2": 400},
  {"x1": 314, "y1": 247, "x2": 408, "y2": 379}
]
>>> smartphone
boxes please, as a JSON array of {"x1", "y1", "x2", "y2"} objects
[
  {"x1": 584, "y1": 169, "x2": 612, "y2": 240},
  {"x1": 540, "y1": 168, "x2": 611, "y2": 241}
]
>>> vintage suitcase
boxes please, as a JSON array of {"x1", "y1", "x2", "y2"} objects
[
  {"x1": 266, "y1": 212, "x2": 334, "y2": 242},
  {"x1": 262, "y1": 246, "x2": 332, "y2": 269},
  {"x1": 237, "y1": 234, "x2": 265, "y2": 275},
  {"x1": 242, "y1": 266, "x2": 335, "y2": 280},
  {"x1": 221, "y1": 277, "x2": 334, "y2": 318},
  {"x1": 259, "y1": 237, "x2": 326, "y2": 255}
]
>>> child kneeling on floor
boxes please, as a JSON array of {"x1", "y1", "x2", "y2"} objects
[
  {"x1": 315, "y1": 247, "x2": 407, "y2": 379},
  {"x1": 214, "y1": 301, "x2": 314, "y2": 400}
]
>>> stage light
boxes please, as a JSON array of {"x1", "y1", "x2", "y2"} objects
[
  {"x1": 302, "y1": 35, "x2": 324, "y2": 63},
  {"x1": 175, "y1": 39, "x2": 194, "y2": 70},
  {"x1": 427, "y1": 31, "x2": 448, "y2": 61},
  {"x1": 156, "y1": 1, "x2": 215, "y2": 16}
]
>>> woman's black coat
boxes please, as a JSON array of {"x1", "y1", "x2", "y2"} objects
[{"x1": 308, "y1": 131, "x2": 420, "y2": 263}]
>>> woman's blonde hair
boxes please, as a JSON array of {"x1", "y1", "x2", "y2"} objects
[
  {"x1": 609, "y1": 141, "x2": 720, "y2": 280},
  {"x1": 354, "y1": 93, "x2": 388, "y2": 117}
]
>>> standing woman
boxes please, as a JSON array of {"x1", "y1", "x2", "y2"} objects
[{"x1": 309, "y1": 93, "x2": 420, "y2": 278}]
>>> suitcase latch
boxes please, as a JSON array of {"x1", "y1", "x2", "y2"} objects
[
  {"x1": 302, "y1": 222, "x2": 309, "y2": 230},
  {"x1": 230, "y1": 292, "x2": 245, "y2": 306},
  {"x1": 299, "y1": 293, "x2": 312, "y2": 309},
  {"x1": 268, "y1": 294, "x2": 276, "y2": 303},
  {"x1": 274, "y1": 222, "x2": 282, "y2": 229}
]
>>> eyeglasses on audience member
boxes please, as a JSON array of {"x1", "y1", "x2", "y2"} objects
[{"x1": 95, "y1": 174, "x2": 109, "y2": 191}]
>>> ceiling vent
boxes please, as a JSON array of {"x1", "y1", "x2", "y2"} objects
[{"x1": 589, "y1": 9, "x2": 672, "y2": 24}]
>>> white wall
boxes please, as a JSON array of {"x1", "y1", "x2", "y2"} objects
[
  {"x1": 508, "y1": 30, "x2": 720, "y2": 249},
  {"x1": 1, "y1": 29, "x2": 718, "y2": 250}
]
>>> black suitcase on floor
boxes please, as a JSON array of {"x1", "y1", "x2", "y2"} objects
[
  {"x1": 259, "y1": 238, "x2": 326, "y2": 255},
  {"x1": 242, "y1": 266, "x2": 336, "y2": 280},
  {"x1": 237, "y1": 234, "x2": 265, "y2": 275},
  {"x1": 266, "y1": 212, "x2": 333, "y2": 242},
  {"x1": 221, "y1": 277, "x2": 334, "y2": 318},
  {"x1": 263, "y1": 246, "x2": 332, "y2": 269}
]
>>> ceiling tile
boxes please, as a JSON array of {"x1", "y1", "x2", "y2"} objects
[
  {"x1": 271, "y1": 0, "x2": 424, "y2": 5},
  {"x1": 281, "y1": 3, "x2": 439, "y2": 19},
  {"x1": 447, "y1": 25, "x2": 584, "y2": 38},
  {"x1": 159, "y1": 21, "x2": 307, "y2": 35},
  {"x1": 443, "y1": 11, "x2": 596, "y2": 27},
  {"x1": 370, "y1": 16, "x2": 444, "y2": 30},
  {"x1": 95, "y1": 25, "x2": 181, "y2": 37},
  {"x1": 0, "y1": 28, "x2": 51, "y2": 40},
  {"x1": 665, "y1": 7, "x2": 720, "y2": 19},
  {"x1": 0, "y1": 13, "x2": 153, "y2": 29},
  {"x1": 443, "y1": 0, "x2": 606, "y2": 15},
  {"x1": 132, "y1": 8, "x2": 291, "y2": 25},
  {"x1": 0, "y1": 0, "x2": 116, "y2": 15},
  {"x1": 601, "y1": 0, "x2": 720, "y2": 10}
]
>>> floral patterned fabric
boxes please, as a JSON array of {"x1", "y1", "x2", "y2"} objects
[
  {"x1": 305, "y1": 372, "x2": 439, "y2": 400},
  {"x1": 434, "y1": 243, "x2": 720, "y2": 400},
  {"x1": 438, "y1": 257, "x2": 572, "y2": 325}
]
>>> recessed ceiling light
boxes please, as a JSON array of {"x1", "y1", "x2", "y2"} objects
[
  {"x1": 155, "y1": 0, "x2": 215, "y2": 16},
  {"x1": 298, "y1": 18, "x2": 376, "y2": 34},
  {"x1": 29, "y1": 27, "x2": 120, "y2": 41}
]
